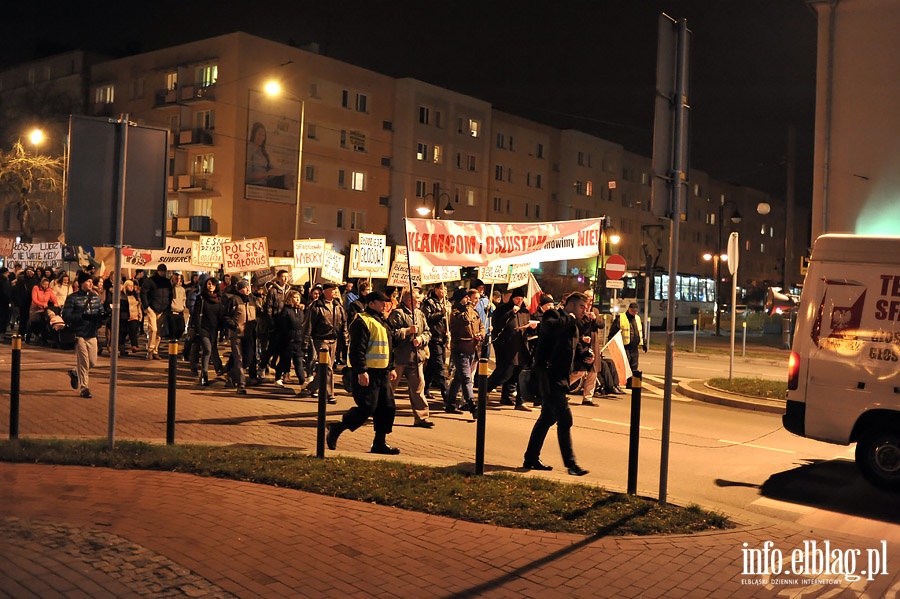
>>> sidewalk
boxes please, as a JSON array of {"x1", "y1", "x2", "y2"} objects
[{"x1": 3, "y1": 341, "x2": 899, "y2": 598}]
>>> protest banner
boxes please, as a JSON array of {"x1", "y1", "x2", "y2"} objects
[
  {"x1": 506, "y1": 263, "x2": 532, "y2": 290},
  {"x1": 478, "y1": 264, "x2": 510, "y2": 284},
  {"x1": 11, "y1": 242, "x2": 63, "y2": 268},
  {"x1": 356, "y1": 233, "x2": 388, "y2": 270},
  {"x1": 293, "y1": 239, "x2": 326, "y2": 268},
  {"x1": 387, "y1": 261, "x2": 421, "y2": 288},
  {"x1": 0, "y1": 237, "x2": 16, "y2": 257},
  {"x1": 405, "y1": 217, "x2": 602, "y2": 267},
  {"x1": 190, "y1": 235, "x2": 231, "y2": 268},
  {"x1": 321, "y1": 249, "x2": 346, "y2": 283},
  {"x1": 222, "y1": 237, "x2": 269, "y2": 274},
  {"x1": 121, "y1": 238, "x2": 194, "y2": 270},
  {"x1": 348, "y1": 244, "x2": 391, "y2": 279},
  {"x1": 420, "y1": 265, "x2": 461, "y2": 285}
]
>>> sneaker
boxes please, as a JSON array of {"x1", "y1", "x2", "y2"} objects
[
  {"x1": 79, "y1": 388, "x2": 92, "y2": 399},
  {"x1": 68, "y1": 370, "x2": 78, "y2": 390},
  {"x1": 327, "y1": 397, "x2": 337, "y2": 405},
  {"x1": 275, "y1": 378, "x2": 284, "y2": 387}
]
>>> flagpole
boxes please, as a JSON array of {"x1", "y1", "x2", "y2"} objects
[{"x1": 403, "y1": 198, "x2": 420, "y2": 373}]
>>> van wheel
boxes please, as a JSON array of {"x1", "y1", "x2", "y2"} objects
[{"x1": 855, "y1": 426, "x2": 900, "y2": 490}]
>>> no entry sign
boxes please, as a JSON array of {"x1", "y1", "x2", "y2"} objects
[{"x1": 605, "y1": 254, "x2": 627, "y2": 280}]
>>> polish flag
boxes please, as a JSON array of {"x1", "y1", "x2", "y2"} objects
[
  {"x1": 600, "y1": 331, "x2": 633, "y2": 386},
  {"x1": 526, "y1": 272, "x2": 543, "y2": 314}
]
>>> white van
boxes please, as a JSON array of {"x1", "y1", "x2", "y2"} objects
[{"x1": 783, "y1": 234, "x2": 900, "y2": 489}]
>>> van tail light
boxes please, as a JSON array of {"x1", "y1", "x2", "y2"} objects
[{"x1": 787, "y1": 351, "x2": 800, "y2": 390}]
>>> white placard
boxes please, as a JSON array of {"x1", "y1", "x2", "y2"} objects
[
  {"x1": 321, "y1": 249, "x2": 346, "y2": 283},
  {"x1": 506, "y1": 264, "x2": 531, "y2": 290},
  {"x1": 349, "y1": 244, "x2": 391, "y2": 279},
  {"x1": 293, "y1": 239, "x2": 326, "y2": 268},
  {"x1": 478, "y1": 264, "x2": 510, "y2": 284},
  {"x1": 387, "y1": 260, "x2": 421, "y2": 288},
  {"x1": 191, "y1": 235, "x2": 231, "y2": 268},
  {"x1": 420, "y1": 265, "x2": 461, "y2": 285},
  {"x1": 357, "y1": 233, "x2": 388, "y2": 270},
  {"x1": 11, "y1": 242, "x2": 63, "y2": 268}
]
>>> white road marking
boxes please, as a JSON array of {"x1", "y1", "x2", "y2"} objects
[
  {"x1": 592, "y1": 418, "x2": 654, "y2": 431},
  {"x1": 718, "y1": 439, "x2": 795, "y2": 454}
]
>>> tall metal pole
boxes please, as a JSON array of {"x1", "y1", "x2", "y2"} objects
[
  {"x1": 659, "y1": 19, "x2": 689, "y2": 506},
  {"x1": 714, "y1": 202, "x2": 723, "y2": 336},
  {"x1": 293, "y1": 100, "x2": 306, "y2": 241},
  {"x1": 109, "y1": 116, "x2": 129, "y2": 448}
]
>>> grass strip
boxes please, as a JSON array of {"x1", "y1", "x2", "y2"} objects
[
  {"x1": 0, "y1": 438, "x2": 732, "y2": 537},
  {"x1": 708, "y1": 377, "x2": 787, "y2": 400}
]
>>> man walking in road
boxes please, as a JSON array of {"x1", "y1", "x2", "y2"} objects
[
  {"x1": 326, "y1": 290, "x2": 400, "y2": 455},
  {"x1": 141, "y1": 263, "x2": 173, "y2": 360},
  {"x1": 522, "y1": 291, "x2": 590, "y2": 476},
  {"x1": 388, "y1": 288, "x2": 434, "y2": 428},
  {"x1": 62, "y1": 272, "x2": 105, "y2": 399}
]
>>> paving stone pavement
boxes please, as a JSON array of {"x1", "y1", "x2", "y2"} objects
[{"x1": 2, "y1": 344, "x2": 900, "y2": 598}]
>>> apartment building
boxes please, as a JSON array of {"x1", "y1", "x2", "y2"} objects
[{"x1": 3, "y1": 31, "x2": 788, "y2": 293}]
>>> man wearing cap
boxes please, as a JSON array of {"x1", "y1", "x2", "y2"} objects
[
  {"x1": 486, "y1": 286, "x2": 536, "y2": 411},
  {"x1": 387, "y1": 287, "x2": 434, "y2": 428},
  {"x1": 304, "y1": 281, "x2": 349, "y2": 403},
  {"x1": 223, "y1": 279, "x2": 257, "y2": 394},
  {"x1": 608, "y1": 301, "x2": 647, "y2": 383},
  {"x1": 141, "y1": 263, "x2": 173, "y2": 360},
  {"x1": 446, "y1": 288, "x2": 485, "y2": 415},
  {"x1": 62, "y1": 272, "x2": 105, "y2": 399},
  {"x1": 326, "y1": 290, "x2": 400, "y2": 455}
]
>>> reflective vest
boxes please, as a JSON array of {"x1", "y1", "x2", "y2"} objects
[
  {"x1": 618, "y1": 312, "x2": 643, "y2": 346},
  {"x1": 358, "y1": 312, "x2": 390, "y2": 368}
]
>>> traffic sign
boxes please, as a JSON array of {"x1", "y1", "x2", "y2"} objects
[
  {"x1": 605, "y1": 254, "x2": 627, "y2": 280},
  {"x1": 606, "y1": 279, "x2": 624, "y2": 289}
]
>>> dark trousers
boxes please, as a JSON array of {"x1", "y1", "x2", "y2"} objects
[
  {"x1": 0, "y1": 304, "x2": 10, "y2": 335},
  {"x1": 342, "y1": 368, "x2": 396, "y2": 440},
  {"x1": 119, "y1": 320, "x2": 141, "y2": 350},
  {"x1": 486, "y1": 360, "x2": 521, "y2": 403},
  {"x1": 275, "y1": 348, "x2": 305, "y2": 383},
  {"x1": 524, "y1": 372, "x2": 577, "y2": 468},
  {"x1": 423, "y1": 341, "x2": 449, "y2": 397}
]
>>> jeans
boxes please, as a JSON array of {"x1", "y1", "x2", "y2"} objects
[{"x1": 447, "y1": 350, "x2": 477, "y2": 406}]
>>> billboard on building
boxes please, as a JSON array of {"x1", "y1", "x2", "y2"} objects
[{"x1": 245, "y1": 89, "x2": 301, "y2": 204}]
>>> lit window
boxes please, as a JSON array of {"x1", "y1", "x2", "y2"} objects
[
  {"x1": 586, "y1": 181, "x2": 593, "y2": 197},
  {"x1": 468, "y1": 119, "x2": 480, "y2": 138},
  {"x1": 166, "y1": 199, "x2": 178, "y2": 219},
  {"x1": 94, "y1": 85, "x2": 115, "y2": 104},
  {"x1": 192, "y1": 198, "x2": 212, "y2": 217},
  {"x1": 466, "y1": 189, "x2": 475, "y2": 206},
  {"x1": 760, "y1": 225, "x2": 766, "y2": 235},
  {"x1": 192, "y1": 153, "x2": 214, "y2": 175},
  {"x1": 351, "y1": 172, "x2": 365, "y2": 191},
  {"x1": 416, "y1": 143, "x2": 428, "y2": 161},
  {"x1": 197, "y1": 65, "x2": 217, "y2": 87},
  {"x1": 432, "y1": 145, "x2": 442, "y2": 164},
  {"x1": 166, "y1": 72, "x2": 178, "y2": 91}
]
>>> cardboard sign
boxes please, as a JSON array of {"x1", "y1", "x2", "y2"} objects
[
  {"x1": 387, "y1": 261, "x2": 421, "y2": 288},
  {"x1": 11, "y1": 242, "x2": 63, "y2": 268},
  {"x1": 222, "y1": 237, "x2": 269, "y2": 274},
  {"x1": 420, "y1": 265, "x2": 461, "y2": 285},
  {"x1": 357, "y1": 233, "x2": 388, "y2": 270},
  {"x1": 0, "y1": 237, "x2": 16, "y2": 256},
  {"x1": 507, "y1": 264, "x2": 532, "y2": 290},
  {"x1": 349, "y1": 244, "x2": 391, "y2": 279},
  {"x1": 478, "y1": 264, "x2": 510, "y2": 284},
  {"x1": 293, "y1": 239, "x2": 326, "y2": 268},
  {"x1": 191, "y1": 235, "x2": 231, "y2": 268},
  {"x1": 321, "y1": 249, "x2": 346, "y2": 283},
  {"x1": 121, "y1": 238, "x2": 194, "y2": 270}
]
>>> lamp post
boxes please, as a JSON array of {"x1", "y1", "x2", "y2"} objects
[
  {"x1": 263, "y1": 80, "x2": 305, "y2": 241},
  {"x1": 702, "y1": 251, "x2": 728, "y2": 335},
  {"x1": 592, "y1": 216, "x2": 620, "y2": 312},
  {"x1": 415, "y1": 186, "x2": 454, "y2": 219},
  {"x1": 26, "y1": 127, "x2": 67, "y2": 242},
  {"x1": 710, "y1": 199, "x2": 742, "y2": 336}
]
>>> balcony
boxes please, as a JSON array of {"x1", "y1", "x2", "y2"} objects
[
  {"x1": 154, "y1": 88, "x2": 178, "y2": 107},
  {"x1": 177, "y1": 128, "x2": 213, "y2": 147},
  {"x1": 168, "y1": 215, "x2": 212, "y2": 235},
  {"x1": 179, "y1": 84, "x2": 216, "y2": 103},
  {"x1": 174, "y1": 174, "x2": 214, "y2": 191}
]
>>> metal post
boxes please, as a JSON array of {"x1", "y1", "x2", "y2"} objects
[
  {"x1": 166, "y1": 340, "x2": 179, "y2": 445},
  {"x1": 108, "y1": 116, "x2": 130, "y2": 449},
  {"x1": 692, "y1": 319, "x2": 697, "y2": 353},
  {"x1": 316, "y1": 346, "x2": 329, "y2": 458},
  {"x1": 627, "y1": 371, "x2": 642, "y2": 494},
  {"x1": 475, "y1": 358, "x2": 489, "y2": 475},
  {"x1": 742, "y1": 321, "x2": 747, "y2": 357},
  {"x1": 9, "y1": 335, "x2": 22, "y2": 439}
]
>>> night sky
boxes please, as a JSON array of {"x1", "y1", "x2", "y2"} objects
[{"x1": 2, "y1": 0, "x2": 817, "y2": 204}]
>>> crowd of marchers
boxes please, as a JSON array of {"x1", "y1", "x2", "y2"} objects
[{"x1": 1, "y1": 262, "x2": 647, "y2": 473}]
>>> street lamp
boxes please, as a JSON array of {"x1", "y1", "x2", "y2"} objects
[
  {"x1": 415, "y1": 187, "x2": 455, "y2": 219},
  {"x1": 702, "y1": 251, "x2": 729, "y2": 334},
  {"x1": 593, "y1": 216, "x2": 621, "y2": 311},
  {"x1": 263, "y1": 79, "x2": 305, "y2": 241},
  {"x1": 710, "y1": 199, "x2": 742, "y2": 336}
]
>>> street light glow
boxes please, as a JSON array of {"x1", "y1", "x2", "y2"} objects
[
  {"x1": 608, "y1": 233, "x2": 621, "y2": 245},
  {"x1": 29, "y1": 128, "x2": 45, "y2": 146},
  {"x1": 416, "y1": 204, "x2": 431, "y2": 216},
  {"x1": 264, "y1": 80, "x2": 281, "y2": 96}
]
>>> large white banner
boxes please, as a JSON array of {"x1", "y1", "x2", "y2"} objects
[
  {"x1": 122, "y1": 238, "x2": 193, "y2": 270},
  {"x1": 11, "y1": 242, "x2": 63, "y2": 268},
  {"x1": 405, "y1": 217, "x2": 602, "y2": 267}
]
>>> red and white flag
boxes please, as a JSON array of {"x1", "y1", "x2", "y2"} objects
[
  {"x1": 600, "y1": 331, "x2": 633, "y2": 386},
  {"x1": 526, "y1": 272, "x2": 543, "y2": 314}
]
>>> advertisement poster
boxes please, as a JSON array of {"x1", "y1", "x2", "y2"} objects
[{"x1": 245, "y1": 89, "x2": 301, "y2": 204}]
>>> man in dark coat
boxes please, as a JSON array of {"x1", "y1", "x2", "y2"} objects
[
  {"x1": 486, "y1": 287, "x2": 536, "y2": 411},
  {"x1": 140, "y1": 263, "x2": 173, "y2": 360},
  {"x1": 522, "y1": 291, "x2": 590, "y2": 476}
]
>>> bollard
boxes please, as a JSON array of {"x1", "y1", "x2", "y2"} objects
[
  {"x1": 9, "y1": 335, "x2": 22, "y2": 439},
  {"x1": 627, "y1": 370, "x2": 642, "y2": 494},
  {"x1": 166, "y1": 340, "x2": 179, "y2": 445},
  {"x1": 782, "y1": 314, "x2": 791, "y2": 349},
  {"x1": 475, "y1": 358, "x2": 489, "y2": 475},
  {"x1": 692, "y1": 319, "x2": 697, "y2": 353},
  {"x1": 316, "y1": 346, "x2": 329, "y2": 458},
  {"x1": 742, "y1": 321, "x2": 747, "y2": 357},
  {"x1": 645, "y1": 317, "x2": 651, "y2": 350}
]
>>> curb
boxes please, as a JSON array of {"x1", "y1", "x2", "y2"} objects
[{"x1": 677, "y1": 379, "x2": 785, "y2": 414}]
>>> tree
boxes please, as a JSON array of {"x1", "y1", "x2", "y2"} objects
[{"x1": 0, "y1": 141, "x2": 64, "y2": 243}]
